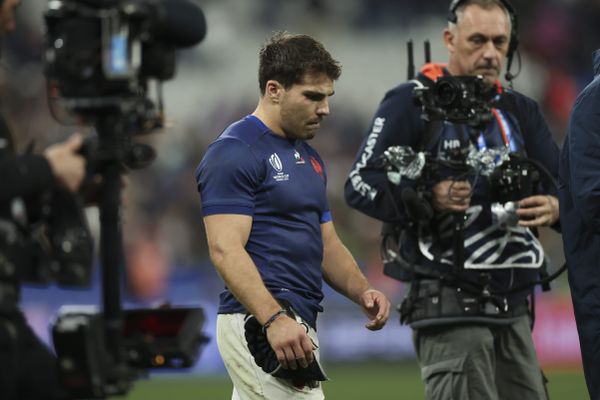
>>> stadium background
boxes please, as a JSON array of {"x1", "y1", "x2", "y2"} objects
[{"x1": 2, "y1": 0, "x2": 594, "y2": 398}]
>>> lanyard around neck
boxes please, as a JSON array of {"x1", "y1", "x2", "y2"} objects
[{"x1": 476, "y1": 108, "x2": 517, "y2": 152}]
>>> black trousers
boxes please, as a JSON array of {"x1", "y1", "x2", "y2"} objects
[{"x1": 0, "y1": 309, "x2": 67, "y2": 400}]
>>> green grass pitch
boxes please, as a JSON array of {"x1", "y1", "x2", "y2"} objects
[{"x1": 117, "y1": 362, "x2": 587, "y2": 399}]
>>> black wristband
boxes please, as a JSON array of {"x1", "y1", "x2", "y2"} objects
[{"x1": 262, "y1": 309, "x2": 287, "y2": 333}]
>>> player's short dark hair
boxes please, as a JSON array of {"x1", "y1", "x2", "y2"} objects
[{"x1": 258, "y1": 31, "x2": 341, "y2": 95}]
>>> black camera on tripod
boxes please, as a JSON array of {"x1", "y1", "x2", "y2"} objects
[
  {"x1": 45, "y1": 0, "x2": 206, "y2": 115},
  {"x1": 413, "y1": 75, "x2": 493, "y2": 128},
  {"x1": 0, "y1": 185, "x2": 93, "y2": 289},
  {"x1": 45, "y1": 0, "x2": 206, "y2": 170},
  {"x1": 42, "y1": 0, "x2": 209, "y2": 398}
]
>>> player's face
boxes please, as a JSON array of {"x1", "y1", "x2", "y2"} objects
[
  {"x1": 279, "y1": 72, "x2": 334, "y2": 141},
  {"x1": 444, "y1": 4, "x2": 511, "y2": 87},
  {"x1": 0, "y1": 0, "x2": 21, "y2": 39}
]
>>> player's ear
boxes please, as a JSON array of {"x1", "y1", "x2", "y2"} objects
[{"x1": 265, "y1": 80, "x2": 284, "y2": 104}]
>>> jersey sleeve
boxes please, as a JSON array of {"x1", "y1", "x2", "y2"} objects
[
  {"x1": 564, "y1": 87, "x2": 600, "y2": 231},
  {"x1": 195, "y1": 138, "x2": 263, "y2": 216},
  {"x1": 344, "y1": 83, "x2": 423, "y2": 223}
]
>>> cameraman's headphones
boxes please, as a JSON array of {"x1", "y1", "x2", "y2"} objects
[{"x1": 447, "y1": 0, "x2": 519, "y2": 81}]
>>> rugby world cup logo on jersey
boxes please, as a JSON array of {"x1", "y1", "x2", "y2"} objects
[{"x1": 269, "y1": 153, "x2": 289, "y2": 182}]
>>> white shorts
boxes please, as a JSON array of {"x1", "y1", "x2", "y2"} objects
[{"x1": 216, "y1": 313, "x2": 325, "y2": 400}]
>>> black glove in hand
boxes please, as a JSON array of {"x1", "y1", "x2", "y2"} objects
[{"x1": 243, "y1": 306, "x2": 327, "y2": 382}]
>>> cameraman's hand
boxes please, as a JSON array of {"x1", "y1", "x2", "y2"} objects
[
  {"x1": 517, "y1": 195, "x2": 559, "y2": 227},
  {"x1": 43, "y1": 133, "x2": 86, "y2": 193},
  {"x1": 432, "y1": 179, "x2": 472, "y2": 212}
]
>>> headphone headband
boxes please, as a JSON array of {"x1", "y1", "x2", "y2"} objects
[{"x1": 447, "y1": 0, "x2": 515, "y2": 24}]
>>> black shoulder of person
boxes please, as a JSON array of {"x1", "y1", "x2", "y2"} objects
[{"x1": 0, "y1": 115, "x2": 93, "y2": 288}]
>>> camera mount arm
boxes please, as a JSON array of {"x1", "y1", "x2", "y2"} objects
[{"x1": 95, "y1": 112, "x2": 137, "y2": 392}]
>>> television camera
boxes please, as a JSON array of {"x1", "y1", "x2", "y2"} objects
[
  {"x1": 40, "y1": 0, "x2": 209, "y2": 398},
  {"x1": 412, "y1": 74, "x2": 493, "y2": 129},
  {"x1": 380, "y1": 41, "x2": 548, "y2": 279}
]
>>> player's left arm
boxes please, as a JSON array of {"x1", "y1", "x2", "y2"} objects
[{"x1": 321, "y1": 220, "x2": 390, "y2": 330}]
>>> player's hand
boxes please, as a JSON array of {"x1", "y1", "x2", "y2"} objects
[
  {"x1": 266, "y1": 315, "x2": 315, "y2": 370},
  {"x1": 432, "y1": 179, "x2": 472, "y2": 212},
  {"x1": 517, "y1": 195, "x2": 559, "y2": 227},
  {"x1": 44, "y1": 133, "x2": 86, "y2": 192},
  {"x1": 359, "y1": 289, "x2": 390, "y2": 331}
]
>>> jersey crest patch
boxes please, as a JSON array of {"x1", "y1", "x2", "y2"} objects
[
  {"x1": 294, "y1": 150, "x2": 305, "y2": 164},
  {"x1": 310, "y1": 157, "x2": 324, "y2": 179}
]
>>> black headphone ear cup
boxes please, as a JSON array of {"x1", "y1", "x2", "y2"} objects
[{"x1": 447, "y1": 0, "x2": 462, "y2": 23}]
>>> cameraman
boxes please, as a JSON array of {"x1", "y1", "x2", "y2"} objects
[
  {"x1": 0, "y1": 0, "x2": 87, "y2": 399},
  {"x1": 345, "y1": 0, "x2": 559, "y2": 399}
]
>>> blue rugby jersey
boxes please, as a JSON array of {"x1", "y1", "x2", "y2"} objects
[{"x1": 195, "y1": 115, "x2": 331, "y2": 328}]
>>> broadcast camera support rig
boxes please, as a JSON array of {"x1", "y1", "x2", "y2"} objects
[
  {"x1": 380, "y1": 40, "x2": 566, "y2": 296},
  {"x1": 406, "y1": 40, "x2": 490, "y2": 274},
  {"x1": 43, "y1": 0, "x2": 210, "y2": 398}
]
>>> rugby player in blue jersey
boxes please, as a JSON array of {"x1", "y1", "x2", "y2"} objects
[{"x1": 195, "y1": 32, "x2": 391, "y2": 399}]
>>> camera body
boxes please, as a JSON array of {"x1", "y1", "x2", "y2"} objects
[
  {"x1": 0, "y1": 188, "x2": 93, "y2": 288},
  {"x1": 52, "y1": 306, "x2": 209, "y2": 398},
  {"x1": 44, "y1": 0, "x2": 206, "y2": 134},
  {"x1": 488, "y1": 154, "x2": 539, "y2": 205},
  {"x1": 45, "y1": 0, "x2": 177, "y2": 100},
  {"x1": 413, "y1": 75, "x2": 493, "y2": 127}
]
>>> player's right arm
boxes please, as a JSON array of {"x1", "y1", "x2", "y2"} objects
[{"x1": 203, "y1": 213, "x2": 315, "y2": 370}]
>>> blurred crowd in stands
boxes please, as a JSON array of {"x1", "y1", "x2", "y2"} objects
[{"x1": 1, "y1": 0, "x2": 595, "y2": 303}]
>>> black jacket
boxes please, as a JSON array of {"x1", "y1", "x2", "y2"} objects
[
  {"x1": 0, "y1": 116, "x2": 55, "y2": 308},
  {"x1": 559, "y1": 49, "x2": 600, "y2": 399},
  {"x1": 0, "y1": 117, "x2": 54, "y2": 206}
]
